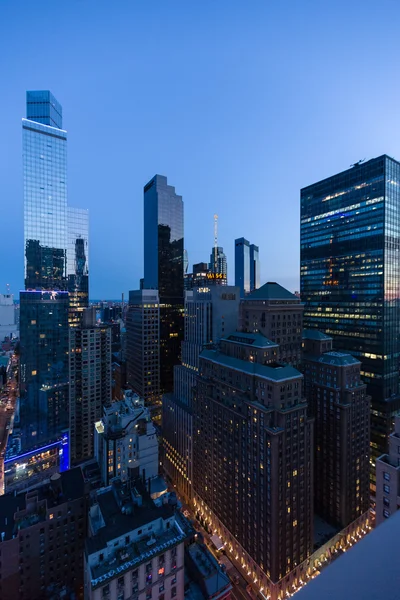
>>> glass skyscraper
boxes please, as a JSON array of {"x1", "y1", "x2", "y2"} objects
[
  {"x1": 18, "y1": 91, "x2": 89, "y2": 457},
  {"x1": 67, "y1": 206, "x2": 89, "y2": 325},
  {"x1": 235, "y1": 238, "x2": 259, "y2": 297},
  {"x1": 143, "y1": 175, "x2": 184, "y2": 394},
  {"x1": 208, "y1": 246, "x2": 228, "y2": 282},
  {"x1": 300, "y1": 155, "x2": 400, "y2": 486}
]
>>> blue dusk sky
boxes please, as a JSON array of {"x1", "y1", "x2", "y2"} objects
[{"x1": 1, "y1": 0, "x2": 400, "y2": 299}]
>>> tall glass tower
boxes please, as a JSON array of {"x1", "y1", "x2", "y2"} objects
[
  {"x1": 19, "y1": 91, "x2": 89, "y2": 457},
  {"x1": 300, "y1": 155, "x2": 400, "y2": 488},
  {"x1": 235, "y1": 238, "x2": 260, "y2": 296},
  {"x1": 143, "y1": 175, "x2": 184, "y2": 394}
]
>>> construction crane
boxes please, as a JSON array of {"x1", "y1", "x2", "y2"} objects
[{"x1": 214, "y1": 214, "x2": 218, "y2": 274}]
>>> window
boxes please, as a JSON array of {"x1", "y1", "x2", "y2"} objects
[
  {"x1": 383, "y1": 497, "x2": 390, "y2": 507},
  {"x1": 102, "y1": 584, "x2": 110, "y2": 597},
  {"x1": 384, "y1": 472, "x2": 390, "y2": 481},
  {"x1": 384, "y1": 484, "x2": 390, "y2": 494},
  {"x1": 383, "y1": 509, "x2": 390, "y2": 519},
  {"x1": 172, "y1": 587, "x2": 177, "y2": 598}
]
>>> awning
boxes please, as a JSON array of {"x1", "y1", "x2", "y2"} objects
[{"x1": 210, "y1": 534, "x2": 224, "y2": 551}]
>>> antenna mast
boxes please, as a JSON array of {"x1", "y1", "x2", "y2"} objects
[{"x1": 214, "y1": 214, "x2": 218, "y2": 274}]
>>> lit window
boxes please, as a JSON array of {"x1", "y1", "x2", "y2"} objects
[
  {"x1": 32, "y1": 370, "x2": 37, "y2": 376},
  {"x1": 49, "y1": 514, "x2": 54, "y2": 520}
]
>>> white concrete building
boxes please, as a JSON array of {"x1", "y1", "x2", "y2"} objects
[{"x1": 95, "y1": 390, "x2": 158, "y2": 486}]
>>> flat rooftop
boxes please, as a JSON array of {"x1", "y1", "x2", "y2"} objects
[
  {"x1": 297, "y1": 511, "x2": 400, "y2": 600},
  {"x1": 200, "y1": 349, "x2": 302, "y2": 382}
]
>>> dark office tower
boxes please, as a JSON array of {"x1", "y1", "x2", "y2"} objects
[
  {"x1": 193, "y1": 335, "x2": 314, "y2": 595},
  {"x1": 69, "y1": 308, "x2": 112, "y2": 465},
  {"x1": 300, "y1": 156, "x2": 400, "y2": 489},
  {"x1": 209, "y1": 246, "x2": 228, "y2": 282},
  {"x1": 250, "y1": 243, "x2": 260, "y2": 291},
  {"x1": 126, "y1": 290, "x2": 160, "y2": 411},
  {"x1": 302, "y1": 330, "x2": 370, "y2": 528},
  {"x1": 67, "y1": 207, "x2": 89, "y2": 326},
  {"x1": 143, "y1": 175, "x2": 184, "y2": 393},
  {"x1": 235, "y1": 238, "x2": 250, "y2": 297},
  {"x1": 235, "y1": 238, "x2": 260, "y2": 297},
  {"x1": 19, "y1": 291, "x2": 70, "y2": 450},
  {"x1": 163, "y1": 286, "x2": 240, "y2": 502},
  {"x1": 240, "y1": 282, "x2": 304, "y2": 367}
]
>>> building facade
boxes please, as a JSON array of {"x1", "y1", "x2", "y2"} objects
[
  {"x1": 0, "y1": 293, "x2": 18, "y2": 341},
  {"x1": 209, "y1": 246, "x2": 228, "y2": 283},
  {"x1": 162, "y1": 286, "x2": 240, "y2": 502},
  {"x1": 240, "y1": 282, "x2": 304, "y2": 367},
  {"x1": 376, "y1": 414, "x2": 400, "y2": 526},
  {"x1": 19, "y1": 90, "x2": 90, "y2": 464},
  {"x1": 302, "y1": 330, "x2": 370, "y2": 528},
  {"x1": 19, "y1": 290, "x2": 70, "y2": 452},
  {"x1": 143, "y1": 175, "x2": 184, "y2": 394},
  {"x1": 0, "y1": 468, "x2": 86, "y2": 600},
  {"x1": 94, "y1": 390, "x2": 158, "y2": 486},
  {"x1": 234, "y1": 238, "x2": 259, "y2": 297},
  {"x1": 126, "y1": 290, "x2": 160, "y2": 412},
  {"x1": 300, "y1": 155, "x2": 400, "y2": 488},
  {"x1": 84, "y1": 479, "x2": 193, "y2": 600},
  {"x1": 193, "y1": 334, "x2": 314, "y2": 594},
  {"x1": 69, "y1": 309, "x2": 112, "y2": 465}
]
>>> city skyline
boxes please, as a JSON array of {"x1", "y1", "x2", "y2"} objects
[{"x1": 2, "y1": 2, "x2": 400, "y2": 298}]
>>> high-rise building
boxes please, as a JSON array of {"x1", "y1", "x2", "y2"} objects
[
  {"x1": 143, "y1": 175, "x2": 184, "y2": 394},
  {"x1": 126, "y1": 289, "x2": 160, "y2": 412},
  {"x1": 193, "y1": 333, "x2": 314, "y2": 595},
  {"x1": 162, "y1": 286, "x2": 240, "y2": 501},
  {"x1": 19, "y1": 91, "x2": 90, "y2": 462},
  {"x1": 235, "y1": 238, "x2": 259, "y2": 297},
  {"x1": 184, "y1": 262, "x2": 210, "y2": 291},
  {"x1": 376, "y1": 415, "x2": 400, "y2": 525},
  {"x1": 67, "y1": 206, "x2": 89, "y2": 326},
  {"x1": 302, "y1": 330, "x2": 370, "y2": 529},
  {"x1": 0, "y1": 468, "x2": 86, "y2": 600},
  {"x1": 209, "y1": 246, "x2": 228, "y2": 283},
  {"x1": 19, "y1": 290, "x2": 70, "y2": 451},
  {"x1": 69, "y1": 308, "x2": 112, "y2": 465},
  {"x1": 240, "y1": 282, "x2": 304, "y2": 367},
  {"x1": 250, "y1": 244, "x2": 260, "y2": 292},
  {"x1": 84, "y1": 479, "x2": 193, "y2": 600},
  {"x1": 300, "y1": 156, "x2": 400, "y2": 488},
  {"x1": 0, "y1": 293, "x2": 17, "y2": 341},
  {"x1": 94, "y1": 390, "x2": 158, "y2": 486}
]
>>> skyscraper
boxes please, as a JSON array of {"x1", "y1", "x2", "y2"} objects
[
  {"x1": 240, "y1": 282, "x2": 304, "y2": 367},
  {"x1": 162, "y1": 285, "x2": 240, "y2": 501},
  {"x1": 18, "y1": 91, "x2": 89, "y2": 461},
  {"x1": 69, "y1": 308, "x2": 112, "y2": 465},
  {"x1": 235, "y1": 238, "x2": 260, "y2": 297},
  {"x1": 302, "y1": 330, "x2": 370, "y2": 529},
  {"x1": 300, "y1": 156, "x2": 400, "y2": 489},
  {"x1": 209, "y1": 246, "x2": 228, "y2": 282},
  {"x1": 126, "y1": 289, "x2": 160, "y2": 412},
  {"x1": 193, "y1": 333, "x2": 314, "y2": 595},
  {"x1": 67, "y1": 207, "x2": 89, "y2": 326},
  {"x1": 250, "y1": 243, "x2": 260, "y2": 291},
  {"x1": 143, "y1": 175, "x2": 184, "y2": 394}
]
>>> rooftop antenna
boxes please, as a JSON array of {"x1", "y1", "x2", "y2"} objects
[
  {"x1": 6, "y1": 283, "x2": 10, "y2": 295},
  {"x1": 214, "y1": 214, "x2": 218, "y2": 274}
]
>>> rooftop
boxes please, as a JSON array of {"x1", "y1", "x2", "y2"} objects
[
  {"x1": 200, "y1": 349, "x2": 302, "y2": 382},
  {"x1": 317, "y1": 351, "x2": 360, "y2": 366},
  {"x1": 296, "y1": 510, "x2": 400, "y2": 600},
  {"x1": 87, "y1": 481, "x2": 194, "y2": 589},
  {"x1": 303, "y1": 329, "x2": 333, "y2": 341},
  {"x1": 222, "y1": 331, "x2": 278, "y2": 349},
  {"x1": 186, "y1": 542, "x2": 231, "y2": 598},
  {"x1": 0, "y1": 468, "x2": 85, "y2": 541},
  {"x1": 246, "y1": 282, "x2": 299, "y2": 301}
]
